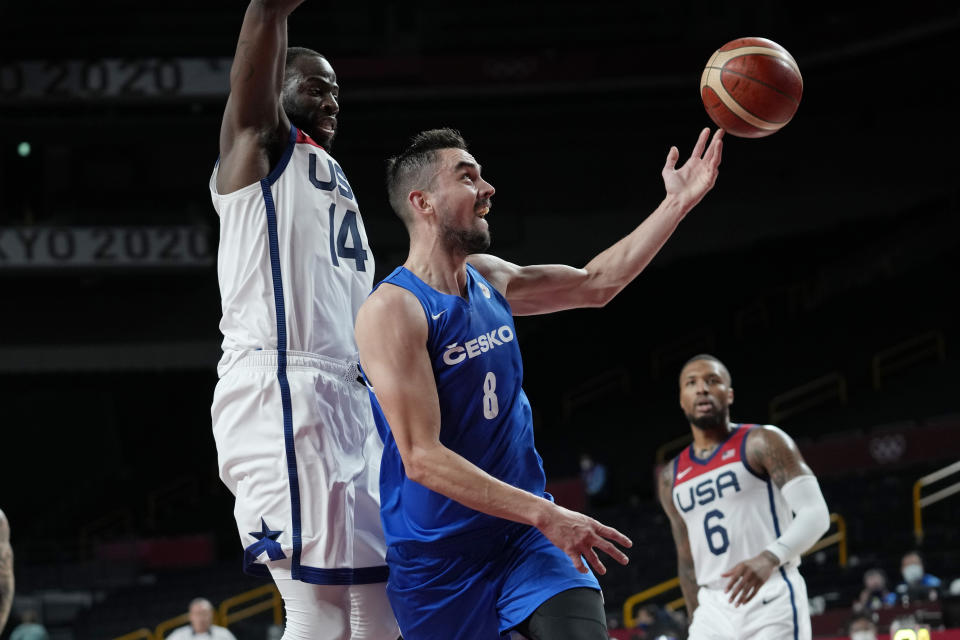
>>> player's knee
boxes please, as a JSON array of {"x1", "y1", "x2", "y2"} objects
[
  {"x1": 276, "y1": 580, "x2": 349, "y2": 640},
  {"x1": 349, "y1": 583, "x2": 399, "y2": 640},
  {"x1": 516, "y1": 587, "x2": 607, "y2": 640}
]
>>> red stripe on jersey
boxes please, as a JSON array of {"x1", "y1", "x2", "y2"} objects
[
  {"x1": 673, "y1": 424, "x2": 758, "y2": 487},
  {"x1": 296, "y1": 129, "x2": 326, "y2": 150}
]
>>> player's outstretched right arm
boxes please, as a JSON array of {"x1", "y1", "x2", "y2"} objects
[
  {"x1": 0, "y1": 509, "x2": 13, "y2": 633},
  {"x1": 355, "y1": 286, "x2": 632, "y2": 575},
  {"x1": 217, "y1": 0, "x2": 305, "y2": 194},
  {"x1": 658, "y1": 464, "x2": 699, "y2": 615},
  {"x1": 467, "y1": 128, "x2": 723, "y2": 316}
]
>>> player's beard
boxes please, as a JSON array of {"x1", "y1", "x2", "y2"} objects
[
  {"x1": 686, "y1": 410, "x2": 728, "y2": 432},
  {"x1": 442, "y1": 221, "x2": 490, "y2": 255},
  {"x1": 283, "y1": 100, "x2": 336, "y2": 151}
]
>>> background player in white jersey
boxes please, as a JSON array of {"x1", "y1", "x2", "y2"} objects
[
  {"x1": 659, "y1": 354, "x2": 831, "y2": 640},
  {"x1": 355, "y1": 126, "x2": 722, "y2": 639},
  {"x1": 209, "y1": 1, "x2": 397, "y2": 638},
  {"x1": 0, "y1": 509, "x2": 12, "y2": 634}
]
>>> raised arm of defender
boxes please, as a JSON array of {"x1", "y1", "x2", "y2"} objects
[
  {"x1": 355, "y1": 286, "x2": 632, "y2": 575},
  {"x1": 217, "y1": 0, "x2": 305, "y2": 193},
  {"x1": 467, "y1": 127, "x2": 723, "y2": 315}
]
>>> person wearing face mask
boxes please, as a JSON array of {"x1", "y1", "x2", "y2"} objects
[
  {"x1": 892, "y1": 551, "x2": 941, "y2": 604},
  {"x1": 847, "y1": 613, "x2": 878, "y2": 640}
]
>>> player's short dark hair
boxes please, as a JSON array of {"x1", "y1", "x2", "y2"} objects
[
  {"x1": 385, "y1": 128, "x2": 469, "y2": 225},
  {"x1": 285, "y1": 47, "x2": 327, "y2": 76},
  {"x1": 680, "y1": 353, "x2": 732, "y2": 385}
]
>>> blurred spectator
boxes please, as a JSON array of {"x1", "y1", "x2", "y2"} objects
[
  {"x1": 167, "y1": 598, "x2": 237, "y2": 640},
  {"x1": 847, "y1": 612, "x2": 878, "y2": 640},
  {"x1": 579, "y1": 452, "x2": 611, "y2": 507},
  {"x1": 891, "y1": 551, "x2": 941, "y2": 605},
  {"x1": 0, "y1": 509, "x2": 12, "y2": 634},
  {"x1": 9, "y1": 609, "x2": 49, "y2": 640},
  {"x1": 853, "y1": 568, "x2": 892, "y2": 613},
  {"x1": 628, "y1": 603, "x2": 685, "y2": 640}
]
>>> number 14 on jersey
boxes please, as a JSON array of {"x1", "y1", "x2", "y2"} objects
[{"x1": 328, "y1": 203, "x2": 368, "y2": 272}]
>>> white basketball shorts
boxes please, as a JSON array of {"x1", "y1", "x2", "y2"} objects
[
  {"x1": 688, "y1": 565, "x2": 811, "y2": 640},
  {"x1": 212, "y1": 350, "x2": 388, "y2": 584}
]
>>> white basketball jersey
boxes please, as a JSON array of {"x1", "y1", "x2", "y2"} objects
[
  {"x1": 672, "y1": 424, "x2": 798, "y2": 588},
  {"x1": 209, "y1": 126, "x2": 374, "y2": 376}
]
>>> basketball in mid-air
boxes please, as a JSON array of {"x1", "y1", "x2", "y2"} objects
[{"x1": 700, "y1": 37, "x2": 803, "y2": 138}]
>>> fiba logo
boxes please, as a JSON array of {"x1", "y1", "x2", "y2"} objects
[
  {"x1": 478, "y1": 282, "x2": 492, "y2": 298},
  {"x1": 868, "y1": 434, "x2": 906, "y2": 464}
]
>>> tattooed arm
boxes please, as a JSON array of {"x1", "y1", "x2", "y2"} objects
[
  {"x1": 0, "y1": 509, "x2": 13, "y2": 633},
  {"x1": 658, "y1": 463, "x2": 699, "y2": 615},
  {"x1": 721, "y1": 425, "x2": 830, "y2": 606},
  {"x1": 216, "y1": 0, "x2": 306, "y2": 193}
]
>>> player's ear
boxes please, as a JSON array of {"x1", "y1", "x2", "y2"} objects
[
  {"x1": 728, "y1": 387, "x2": 734, "y2": 406},
  {"x1": 408, "y1": 189, "x2": 432, "y2": 217}
]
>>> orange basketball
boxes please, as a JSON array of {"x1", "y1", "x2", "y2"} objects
[{"x1": 700, "y1": 37, "x2": 803, "y2": 138}]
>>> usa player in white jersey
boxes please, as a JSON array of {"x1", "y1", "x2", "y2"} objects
[
  {"x1": 659, "y1": 354, "x2": 831, "y2": 640},
  {"x1": 209, "y1": 1, "x2": 397, "y2": 638}
]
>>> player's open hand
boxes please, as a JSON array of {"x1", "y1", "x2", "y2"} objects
[
  {"x1": 538, "y1": 504, "x2": 632, "y2": 575},
  {"x1": 721, "y1": 550, "x2": 779, "y2": 606},
  {"x1": 662, "y1": 127, "x2": 723, "y2": 211}
]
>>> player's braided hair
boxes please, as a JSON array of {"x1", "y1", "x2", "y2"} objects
[{"x1": 385, "y1": 128, "x2": 469, "y2": 224}]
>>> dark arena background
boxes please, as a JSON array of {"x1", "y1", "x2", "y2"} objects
[{"x1": 1, "y1": 2, "x2": 959, "y2": 639}]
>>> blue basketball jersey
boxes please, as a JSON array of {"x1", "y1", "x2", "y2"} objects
[{"x1": 366, "y1": 264, "x2": 549, "y2": 548}]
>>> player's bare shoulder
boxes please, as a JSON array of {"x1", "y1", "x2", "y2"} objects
[
  {"x1": 356, "y1": 282, "x2": 427, "y2": 343},
  {"x1": 743, "y1": 424, "x2": 812, "y2": 487},
  {"x1": 466, "y1": 253, "x2": 516, "y2": 297}
]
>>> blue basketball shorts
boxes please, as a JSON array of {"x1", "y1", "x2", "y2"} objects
[{"x1": 385, "y1": 522, "x2": 601, "y2": 640}]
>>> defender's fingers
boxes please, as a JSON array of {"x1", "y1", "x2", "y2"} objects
[
  {"x1": 569, "y1": 552, "x2": 587, "y2": 574},
  {"x1": 724, "y1": 569, "x2": 744, "y2": 593},
  {"x1": 663, "y1": 146, "x2": 680, "y2": 172},
  {"x1": 597, "y1": 524, "x2": 632, "y2": 548},
  {"x1": 690, "y1": 127, "x2": 710, "y2": 160},
  {"x1": 706, "y1": 130, "x2": 724, "y2": 164},
  {"x1": 737, "y1": 584, "x2": 758, "y2": 607},
  {"x1": 585, "y1": 548, "x2": 606, "y2": 575},
  {"x1": 595, "y1": 539, "x2": 629, "y2": 565}
]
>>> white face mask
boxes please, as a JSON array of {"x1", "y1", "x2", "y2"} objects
[
  {"x1": 851, "y1": 632, "x2": 877, "y2": 640},
  {"x1": 903, "y1": 564, "x2": 924, "y2": 583}
]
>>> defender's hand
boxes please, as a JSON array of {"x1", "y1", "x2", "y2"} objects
[
  {"x1": 721, "y1": 550, "x2": 779, "y2": 606},
  {"x1": 537, "y1": 504, "x2": 632, "y2": 575},
  {"x1": 662, "y1": 127, "x2": 724, "y2": 211}
]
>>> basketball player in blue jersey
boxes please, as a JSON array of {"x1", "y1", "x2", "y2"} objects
[
  {"x1": 659, "y1": 354, "x2": 831, "y2": 639},
  {"x1": 209, "y1": 1, "x2": 397, "y2": 639},
  {"x1": 355, "y1": 127, "x2": 723, "y2": 639}
]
